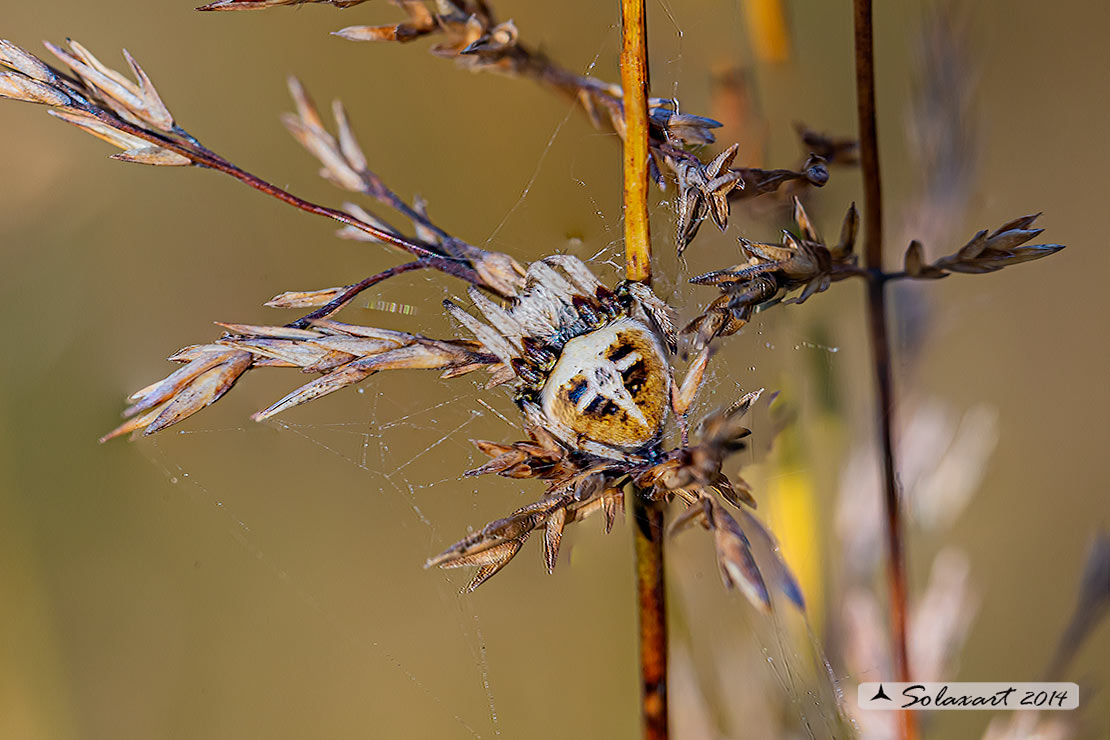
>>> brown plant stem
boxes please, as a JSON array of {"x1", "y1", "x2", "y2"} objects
[
  {"x1": 620, "y1": 1, "x2": 667, "y2": 739},
  {"x1": 633, "y1": 496, "x2": 668, "y2": 740},
  {"x1": 852, "y1": 3, "x2": 916, "y2": 740}
]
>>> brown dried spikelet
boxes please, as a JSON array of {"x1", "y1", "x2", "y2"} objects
[
  {"x1": 198, "y1": 0, "x2": 370, "y2": 10},
  {"x1": 931, "y1": 214, "x2": 1063, "y2": 274},
  {"x1": 903, "y1": 240, "x2": 946, "y2": 279},
  {"x1": 685, "y1": 199, "x2": 859, "y2": 347},
  {"x1": 427, "y1": 482, "x2": 626, "y2": 592},
  {"x1": 332, "y1": 3, "x2": 438, "y2": 43},
  {"x1": 669, "y1": 143, "x2": 744, "y2": 251}
]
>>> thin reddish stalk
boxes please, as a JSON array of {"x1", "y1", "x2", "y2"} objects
[
  {"x1": 853, "y1": 0, "x2": 883, "y2": 266},
  {"x1": 287, "y1": 261, "x2": 428, "y2": 329},
  {"x1": 852, "y1": 3, "x2": 916, "y2": 740},
  {"x1": 78, "y1": 107, "x2": 493, "y2": 292}
]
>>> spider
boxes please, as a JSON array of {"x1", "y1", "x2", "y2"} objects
[{"x1": 444, "y1": 255, "x2": 683, "y2": 463}]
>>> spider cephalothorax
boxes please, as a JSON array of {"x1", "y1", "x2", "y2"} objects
[{"x1": 445, "y1": 255, "x2": 677, "y2": 463}]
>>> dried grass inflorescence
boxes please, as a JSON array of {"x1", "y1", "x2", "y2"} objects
[
  {"x1": 686, "y1": 198, "x2": 861, "y2": 347},
  {"x1": 685, "y1": 199, "x2": 1063, "y2": 349},
  {"x1": 0, "y1": 0, "x2": 1065, "y2": 615},
  {"x1": 0, "y1": 38, "x2": 184, "y2": 163},
  {"x1": 214, "y1": 0, "x2": 847, "y2": 252},
  {"x1": 430, "y1": 388, "x2": 803, "y2": 608}
]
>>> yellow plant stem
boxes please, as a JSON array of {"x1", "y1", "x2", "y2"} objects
[
  {"x1": 620, "y1": 1, "x2": 666, "y2": 739},
  {"x1": 621, "y1": 0, "x2": 652, "y2": 284}
]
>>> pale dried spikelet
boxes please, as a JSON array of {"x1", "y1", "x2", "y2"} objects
[
  {"x1": 462, "y1": 19, "x2": 518, "y2": 55},
  {"x1": 671, "y1": 346, "x2": 713, "y2": 419},
  {"x1": 468, "y1": 249, "x2": 526, "y2": 298},
  {"x1": 668, "y1": 495, "x2": 783, "y2": 612},
  {"x1": 409, "y1": 194, "x2": 439, "y2": 245},
  {"x1": 231, "y1": 327, "x2": 490, "y2": 421},
  {"x1": 47, "y1": 109, "x2": 191, "y2": 166},
  {"x1": 330, "y1": 98, "x2": 367, "y2": 172},
  {"x1": 265, "y1": 286, "x2": 348, "y2": 309},
  {"x1": 0, "y1": 39, "x2": 56, "y2": 83},
  {"x1": 331, "y1": 2, "x2": 517, "y2": 72},
  {"x1": 0, "y1": 69, "x2": 70, "y2": 106},
  {"x1": 649, "y1": 106, "x2": 722, "y2": 146},
  {"x1": 282, "y1": 77, "x2": 364, "y2": 191},
  {"x1": 282, "y1": 77, "x2": 525, "y2": 295},
  {"x1": 710, "y1": 503, "x2": 772, "y2": 610},
  {"x1": 427, "y1": 483, "x2": 624, "y2": 592},
  {"x1": 903, "y1": 239, "x2": 944, "y2": 279},
  {"x1": 101, "y1": 348, "x2": 252, "y2": 441},
  {"x1": 1, "y1": 39, "x2": 194, "y2": 167},
  {"x1": 0, "y1": 41, "x2": 71, "y2": 105},
  {"x1": 102, "y1": 318, "x2": 497, "y2": 441},
  {"x1": 666, "y1": 146, "x2": 834, "y2": 251},
  {"x1": 45, "y1": 40, "x2": 174, "y2": 132}
]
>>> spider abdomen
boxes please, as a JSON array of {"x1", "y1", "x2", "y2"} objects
[{"x1": 539, "y1": 317, "x2": 669, "y2": 457}]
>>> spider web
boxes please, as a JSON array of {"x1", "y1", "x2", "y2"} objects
[{"x1": 126, "y1": 4, "x2": 853, "y2": 738}]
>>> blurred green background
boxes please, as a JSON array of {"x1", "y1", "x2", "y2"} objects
[{"x1": 1, "y1": 1, "x2": 1106, "y2": 738}]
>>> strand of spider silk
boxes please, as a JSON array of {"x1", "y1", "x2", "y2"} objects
[
  {"x1": 852, "y1": 3, "x2": 916, "y2": 740},
  {"x1": 620, "y1": 2, "x2": 668, "y2": 740}
]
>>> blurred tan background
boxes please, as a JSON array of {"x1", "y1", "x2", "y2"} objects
[{"x1": 1, "y1": 1, "x2": 1107, "y2": 739}]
